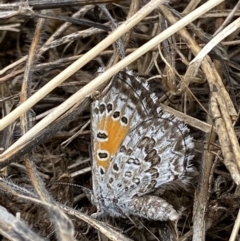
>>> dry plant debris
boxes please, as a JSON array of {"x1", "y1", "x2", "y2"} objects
[{"x1": 0, "y1": 0, "x2": 240, "y2": 240}]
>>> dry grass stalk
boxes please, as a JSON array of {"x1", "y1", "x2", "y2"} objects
[{"x1": 0, "y1": 0, "x2": 240, "y2": 240}]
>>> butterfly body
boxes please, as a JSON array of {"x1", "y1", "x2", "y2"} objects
[{"x1": 91, "y1": 72, "x2": 195, "y2": 221}]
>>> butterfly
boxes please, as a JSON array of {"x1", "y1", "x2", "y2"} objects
[{"x1": 90, "y1": 71, "x2": 195, "y2": 221}]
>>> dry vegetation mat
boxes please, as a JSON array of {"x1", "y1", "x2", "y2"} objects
[{"x1": 0, "y1": 0, "x2": 240, "y2": 240}]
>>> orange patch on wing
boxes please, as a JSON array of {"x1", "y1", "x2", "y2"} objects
[
  {"x1": 97, "y1": 159, "x2": 110, "y2": 169},
  {"x1": 96, "y1": 116, "x2": 129, "y2": 169}
]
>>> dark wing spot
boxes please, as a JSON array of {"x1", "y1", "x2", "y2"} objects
[
  {"x1": 98, "y1": 152, "x2": 108, "y2": 159},
  {"x1": 145, "y1": 180, "x2": 157, "y2": 192},
  {"x1": 144, "y1": 138, "x2": 156, "y2": 153},
  {"x1": 109, "y1": 177, "x2": 114, "y2": 183},
  {"x1": 126, "y1": 158, "x2": 134, "y2": 164},
  {"x1": 138, "y1": 137, "x2": 155, "y2": 153},
  {"x1": 133, "y1": 178, "x2": 140, "y2": 185},
  {"x1": 144, "y1": 149, "x2": 157, "y2": 162},
  {"x1": 151, "y1": 155, "x2": 161, "y2": 166},
  {"x1": 144, "y1": 149, "x2": 161, "y2": 167},
  {"x1": 121, "y1": 116, "x2": 128, "y2": 125},
  {"x1": 113, "y1": 111, "x2": 120, "y2": 119},
  {"x1": 97, "y1": 132, "x2": 108, "y2": 140},
  {"x1": 124, "y1": 171, "x2": 132, "y2": 178},
  {"x1": 113, "y1": 163, "x2": 119, "y2": 171},
  {"x1": 100, "y1": 168, "x2": 105, "y2": 175},
  {"x1": 142, "y1": 180, "x2": 157, "y2": 193},
  {"x1": 146, "y1": 168, "x2": 159, "y2": 179},
  {"x1": 126, "y1": 148, "x2": 133, "y2": 155},
  {"x1": 134, "y1": 158, "x2": 141, "y2": 165},
  {"x1": 138, "y1": 136, "x2": 149, "y2": 148},
  {"x1": 121, "y1": 146, "x2": 133, "y2": 155},
  {"x1": 126, "y1": 158, "x2": 140, "y2": 165},
  {"x1": 150, "y1": 180, "x2": 157, "y2": 188},
  {"x1": 94, "y1": 107, "x2": 99, "y2": 115},
  {"x1": 107, "y1": 103, "x2": 113, "y2": 113},
  {"x1": 99, "y1": 104, "x2": 106, "y2": 114},
  {"x1": 120, "y1": 145, "x2": 127, "y2": 152}
]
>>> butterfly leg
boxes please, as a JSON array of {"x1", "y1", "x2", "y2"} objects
[{"x1": 91, "y1": 209, "x2": 106, "y2": 219}]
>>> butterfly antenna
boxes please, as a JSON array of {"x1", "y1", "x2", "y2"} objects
[{"x1": 51, "y1": 182, "x2": 92, "y2": 195}]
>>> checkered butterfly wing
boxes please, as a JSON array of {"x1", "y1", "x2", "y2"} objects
[{"x1": 91, "y1": 72, "x2": 195, "y2": 220}]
